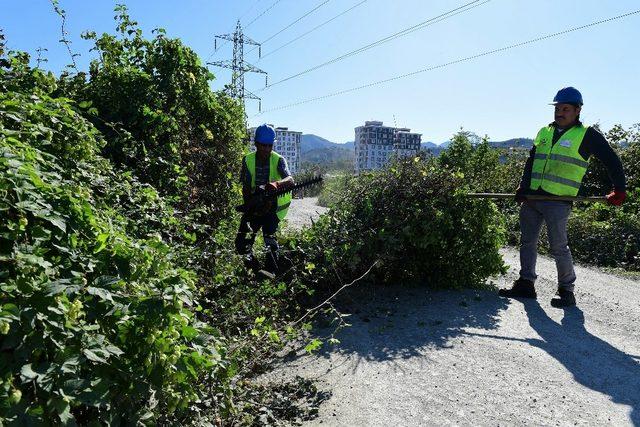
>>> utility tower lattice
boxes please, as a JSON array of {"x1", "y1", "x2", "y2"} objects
[{"x1": 208, "y1": 21, "x2": 267, "y2": 113}]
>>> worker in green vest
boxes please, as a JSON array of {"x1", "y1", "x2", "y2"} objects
[
  {"x1": 235, "y1": 124, "x2": 294, "y2": 276},
  {"x1": 499, "y1": 87, "x2": 626, "y2": 307}
]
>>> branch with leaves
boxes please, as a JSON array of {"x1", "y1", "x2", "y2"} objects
[{"x1": 50, "y1": 0, "x2": 79, "y2": 72}]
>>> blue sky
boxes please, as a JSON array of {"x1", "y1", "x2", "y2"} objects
[{"x1": 3, "y1": 1, "x2": 640, "y2": 143}]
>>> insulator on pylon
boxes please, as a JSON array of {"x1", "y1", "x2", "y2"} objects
[
  {"x1": 265, "y1": 75, "x2": 268, "y2": 87},
  {"x1": 259, "y1": 100, "x2": 262, "y2": 112},
  {"x1": 259, "y1": 46, "x2": 261, "y2": 58},
  {"x1": 214, "y1": 39, "x2": 217, "y2": 50}
]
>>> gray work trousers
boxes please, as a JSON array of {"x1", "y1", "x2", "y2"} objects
[{"x1": 519, "y1": 200, "x2": 576, "y2": 292}]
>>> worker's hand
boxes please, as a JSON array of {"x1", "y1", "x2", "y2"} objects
[
  {"x1": 515, "y1": 186, "x2": 527, "y2": 204},
  {"x1": 266, "y1": 181, "x2": 279, "y2": 193},
  {"x1": 606, "y1": 189, "x2": 626, "y2": 206}
]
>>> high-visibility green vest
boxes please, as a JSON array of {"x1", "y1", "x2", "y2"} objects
[
  {"x1": 245, "y1": 151, "x2": 291, "y2": 220},
  {"x1": 530, "y1": 124, "x2": 590, "y2": 196}
]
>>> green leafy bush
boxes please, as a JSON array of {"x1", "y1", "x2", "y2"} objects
[
  {"x1": 67, "y1": 5, "x2": 245, "y2": 226},
  {"x1": 567, "y1": 188, "x2": 640, "y2": 270},
  {"x1": 0, "y1": 61, "x2": 225, "y2": 425},
  {"x1": 316, "y1": 174, "x2": 352, "y2": 207},
  {"x1": 290, "y1": 155, "x2": 508, "y2": 290},
  {"x1": 438, "y1": 130, "x2": 502, "y2": 193},
  {"x1": 1, "y1": 11, "x2": 323, "y2": 423}
]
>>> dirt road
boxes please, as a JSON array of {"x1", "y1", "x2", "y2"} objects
[
  {"x1": 283, "y1": 197, "x2": 328, "y2": 231},
  {"x1": 278, "y1": 198, "x2": 640, "y2": 426}
]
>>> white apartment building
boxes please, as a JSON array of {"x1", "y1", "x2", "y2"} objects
[
  {"x1": 248, "y1": 125, "x2": 301, "y2": 174},
  {"x1": 354, "y1": 121, "x2": 422, "y2": 173}
]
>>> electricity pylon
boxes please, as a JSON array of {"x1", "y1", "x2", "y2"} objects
[{"x1": 208, "y1": 20, "x2": 267, "y2": 114}]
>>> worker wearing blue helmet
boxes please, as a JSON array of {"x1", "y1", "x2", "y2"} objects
[
  {"x1": 499, "y1": 87, "x2": 626, "y2": 307},
  {"x1": 235, "y1": 124, "x2": 294, "y2": 275}
]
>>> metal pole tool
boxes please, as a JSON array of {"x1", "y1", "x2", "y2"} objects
[{"x1": 466, "y1": 193, "x2": 607, "y2": 203}]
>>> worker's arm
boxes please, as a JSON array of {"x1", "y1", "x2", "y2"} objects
[
  {"x1": 579, "y1": 127, "x2": 626, "y2": 191},
  {"x1": 275, "y1": 175, "x2": 294, "y2": 190},
  {"x1": 580, "y1": 127, "x2": 626, "y2": 205},
  {"x1": 267, "y1": 157, "x2": 295, "y2": 191}
]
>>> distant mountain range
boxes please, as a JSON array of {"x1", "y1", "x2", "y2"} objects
[
  {"x1": 300, "y1": 135, "x2": 353, "y2": 170},
  {"x1": 300, "y1": 134, "x2": 345, "y2": 153},
  {"x1": 300, "y1": 134, "x2": 534, "y2": 167}
]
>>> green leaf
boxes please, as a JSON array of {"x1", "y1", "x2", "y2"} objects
[
  {"x1": 20, "y1": 364, "x2": 40, "y2": 380},
  {"x1": 3, "y1": 112, "x2": 23, "y2": 123},
  {"x1": 105, "y1": 345, "x2": 124, "y2": 356},
  {"x1": 93, "y1": 276, "x2": 121, "y2": 288},
  {"x1": 93, "y1": 233, "x2": 109, "y2": 254},
  {"x1": 47, "y1": 215, "x2": 67, "y2": 232},
  {"x1": 86, "y1": 287, "x2": 113, "y2": 302},
  {"x1": 47, "y1": 279, "x2": 81, "y2": 296},
  {"x1": 2, "y1": 303, "x2": 19, "y2": 316},
  {"x1": 18, "y1": 253, "x2": 52, "y2": 269},
  {"x1": 268, "y1": 330, "x2": 280, "y2": 343},
  {"x1": 83, "y1": 349, "x2": 107, "y2": 364},
  {"x1": 181, "y1": 325, "x2": 198, "y2": 340},
  {"x1": 304, "y1": 338, "x2": 322, "y2": 354},
  {"x1": 63, "y1": 378, "x2": 91, "y2": 393},
  {"x1": 61, "y1": 356, "x2": 81, "y2": 374},
  {"x1": 52, "y1": 398, "x2": 75, "y2": 424}
]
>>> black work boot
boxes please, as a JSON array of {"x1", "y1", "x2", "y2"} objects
[
  {"x1": 551, "y1": 288, "x2": 576, "y2": 308},
  {"x1": 242, "y1": 254, "x2": 261, "y2": 274},
  {"x1": 498, "y1": 278, "x2": 537, "y2": 299}
]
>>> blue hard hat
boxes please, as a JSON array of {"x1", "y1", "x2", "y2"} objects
[
  {"x1": 254, "y1": 124, "x2": 276, "y2": 145},
  {"x1": 551, "y1": 87, "x2": 583, "y2": 105}
]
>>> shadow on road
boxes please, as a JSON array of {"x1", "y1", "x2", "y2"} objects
[
  {"x1": 306, "y1": 284, "x2": 509, "y2": 363},
  {"x1": 521, "y1": 300, "x2": 640, "y2": 426}
]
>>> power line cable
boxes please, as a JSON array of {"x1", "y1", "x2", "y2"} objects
[
  {"x1": 239, "y1": 0, "x2": 265, "y2": 22},
  {"x1": 259, "y1": 0, "x2": 369, "y2": 61},
  {"x1": 260, "y1": 0, "x2": 331, "y2": 46},
  {"x1": 258, "y1": 0, "x2": 488, "y2": 92},
  {"x1": 254, "y1": 9, "x2": 640, "y2": 115},
  {"x1": 246, "y1": 0, "x2": 332, "y2": 58},
  {"x1": 245, "y1": 0, "x2": 285, "y2": 29}
]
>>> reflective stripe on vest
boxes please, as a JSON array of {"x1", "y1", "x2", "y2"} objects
[
  {"x1": 529, "y1": 125, "x2": 589, "y2": 196},
  {"x1": 244, "y1": 151, "x2": 292, "y2": 220}
]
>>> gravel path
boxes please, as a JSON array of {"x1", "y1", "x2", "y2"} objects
[
  {"x1": 283, "y1": 197, "x2": 328, "y2": 231},
  {"x1": 277, "y1": 198, "x2": 640, "y2": 426}
]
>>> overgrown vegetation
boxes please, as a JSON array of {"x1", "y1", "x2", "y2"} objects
[
  {"x1": 0, "y1": 7, "x2": 505, "y2": 424},
  {"x1": 2, "y1": 3, "x2": 637, "y2": 424},
  {"x1": 291, "y1": 155, "x2": 508, "y2": 293},
  {"x1": 0, "y1": 55, "x2": 227, "y2": 424}
]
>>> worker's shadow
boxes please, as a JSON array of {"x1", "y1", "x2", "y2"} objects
[{"x1": 522, "y1": 300, "x2": 640, "y2": 425}]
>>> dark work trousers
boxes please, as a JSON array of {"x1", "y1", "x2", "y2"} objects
[
  {"x1": 519, "y1": 200, "x2": 576, "y2": 291},
  {"x1": 235, "y1": 213, "x2": 280, "y2": 273}
]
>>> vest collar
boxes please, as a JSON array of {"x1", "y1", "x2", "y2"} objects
[{"x1": 549, "y1": 120, "x2": 583, "y2": 131}]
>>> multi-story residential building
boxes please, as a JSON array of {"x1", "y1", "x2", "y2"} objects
[
  {"x1": 354, "y1": 121, "x2": 421, "y2": 173},
  {"x1": 248, "y1": 125, "x2": 301, "y2": 174},
  {"x1": 395, "y1": 127, "x2": 422, "y2": 159},
  {"x1": 274, "y1": 127, "x2": 301, "y2": 174}
]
